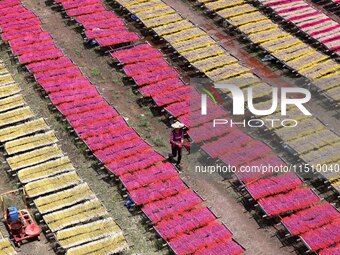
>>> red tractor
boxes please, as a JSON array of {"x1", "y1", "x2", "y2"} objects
[{"x1": 1, "y1": 189, "x2": 40, "y2": 247}]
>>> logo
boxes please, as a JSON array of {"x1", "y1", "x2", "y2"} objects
[
  {"x1": 199, "y1": 85, "x2": 223, "y2": 112},
  {"x1": 200, "y1": 84, "x2": 312, "y2": 128},
  {"x1": 202, "y1": 84, "x2": 311, "y2": 116}
]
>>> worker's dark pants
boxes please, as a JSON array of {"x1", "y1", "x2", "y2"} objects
[{"x1": 171, "y1": 145, "x2": 182, "y2": 165}]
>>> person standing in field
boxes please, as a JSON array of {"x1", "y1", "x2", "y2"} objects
[{"x1": 169, "y1": 121, "x2": 185, "y2": 169}]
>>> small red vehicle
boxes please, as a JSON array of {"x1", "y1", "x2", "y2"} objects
[
  {"x1": 4, "y1": 208, "x2": 40, "y2": 247},
  {"x1": 1, "y1": 189, "x2": 40, "y2": 247}
]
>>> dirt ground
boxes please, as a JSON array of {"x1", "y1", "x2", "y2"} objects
[{"x1": 0, "y1": 0, "x2": 338, "y2": 255}]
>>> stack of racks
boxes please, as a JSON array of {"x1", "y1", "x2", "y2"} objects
[
  {"x1": 109, "y1": 42, "x2": 295, "y2": 194},
  {"x1": 258, "y1": 104, "x2": 339, "y2": 166},
  {"x1": 55, "y1": 0, "x2": 140, "y2": 48},
  {"x1": 111, "y1": 1, "x2": 270, "y2": 91},
  {"x1": 0, "y1": 60, "x2": 128, "y2": 254},
  {"x1": 46, "y1": 0, "x2": 340, "y2": 195},
  {"x1": 107, "y1": 0, "x2": 339, "y2": 192},
  {"x1": 257, "y1": 0, "x2": 340, "y2": 52},
  {"x1": 3, "y1": 1, "x2": 338, "y2": 254},
  {"x1": 190, "y1": 0, "x2": 340, "y2": 106},
  {"x1": 311, "y1": 0, "x2": 340, "y2": 16},
  {"x1": 111, "y1": 43, "x2": 191, "y2": 126},
  {"x1": 0, "y1": 1, "x2": 245, "y2": 254},
  {"x1": 235, "y1": 172, "x2": 340, "y2": 254},
  {"x1": 329, "y1": 177, "x2": 340, "y2": 193}
]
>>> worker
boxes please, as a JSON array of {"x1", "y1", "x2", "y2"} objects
[{"x1": 169, "y1": 121, "x2": 185, "y2": 168}]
